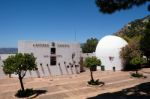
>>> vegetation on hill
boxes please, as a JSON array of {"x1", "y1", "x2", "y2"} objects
[
  {"x1": 118, "y1": 16, "x2": 150, "y2": 71},
  {"x1": 116, "y1": 15, "x2": 150, "y2": 39}
]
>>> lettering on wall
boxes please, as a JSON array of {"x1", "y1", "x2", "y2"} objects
[
  {"x1": 33, "y1": 44, "x2": 49, "y2": 47},
  {"x1": 57, "y1": 44, "x2": 70, "y2": 48},
  {"x1": 33, "y1": 43, "x2": 70, "y2": 48}
]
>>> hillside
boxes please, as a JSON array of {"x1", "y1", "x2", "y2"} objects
[
  {"x1": 0, "y1": 48, "x2": 18, "y2": 54},
  {"x1": 115, "y1": 15, "x2": 150, "y2": 38}
]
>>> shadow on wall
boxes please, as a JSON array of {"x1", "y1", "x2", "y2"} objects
[{"x1": 87, "y1": 82, "x2": 150, "y2": 99}]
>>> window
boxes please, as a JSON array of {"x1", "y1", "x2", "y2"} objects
[
  {"x1": 109, "y1": 56, "x2": 114, "y2": 61},
  {"x1": 50, "y1": 56, "x2": 56, "y2": 65},
  {"x1": 51, "y1": 48, "x2": 56, "y2": 54}
]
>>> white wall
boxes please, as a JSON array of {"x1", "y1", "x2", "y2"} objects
[
  {"x1": 96, "y1": 35, "x2": 128, "y2": 71},
  {"x1": 18, "y1": 41, "x2": 82, "y2": 77},
  {"x1": 98, "y1": 48, "x2": 123, "y2": 70}
]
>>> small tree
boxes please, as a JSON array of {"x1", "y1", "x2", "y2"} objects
[
  {"x1": 129, "y1": 56, "x2": 147, "y2": 78},
  {"x1": 84, "y1": 56, "x2": 101, "y2": 82},
  {"x1": 3, "y1": 53, "x2": 37, "y2": 91},
  {"x1": 130, "y1": 56, "x2": 144, "y2": 74}
]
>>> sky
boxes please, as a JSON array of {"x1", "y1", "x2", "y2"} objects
[{"x1": 0, "y1": 0, "x2": 149, "y2": 48}]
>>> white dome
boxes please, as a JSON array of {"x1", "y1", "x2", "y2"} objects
[{"x1": 95, "y1": 35, "x2": 128, "y2": 70}]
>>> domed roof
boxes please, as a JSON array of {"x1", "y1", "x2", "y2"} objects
[{"x1": 95, "y1": 35, "x2": 128, "y2": 57}]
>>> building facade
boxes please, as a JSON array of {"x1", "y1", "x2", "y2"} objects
[
  {"x1": 96, "y1": 35, "x2": 128, "y2": 71},
  {"x1": 18, "y1": 41, "x2": 82, "y2": 77}
]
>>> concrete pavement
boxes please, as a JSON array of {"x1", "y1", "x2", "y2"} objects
[{"x1": 0, "y1": 68, "x2": 150, "y2": 99}]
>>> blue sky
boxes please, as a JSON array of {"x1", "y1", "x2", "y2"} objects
[{"x1": 0, "y1": 0, "x2": 149, "y2": 47}]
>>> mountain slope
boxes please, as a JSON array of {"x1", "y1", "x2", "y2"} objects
[
  {"x1": 0, "y1": 48, "x2": 18, "y2": 54},
  {"x1": 115, "y1": 15, "x2": 150, "y2": 38}
]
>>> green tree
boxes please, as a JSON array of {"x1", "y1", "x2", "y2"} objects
[
  {"x1": 83, "y1": 56, "x2": 101, "y2": 82},
  {"x1": 130, "y1": 56, "x2": 145, "y2": 74},
  {"x1": 141, "y1": 20, "x2": 150, "y2": 63},
  {"x1": 116, "y1": 18, "x2": 148, "y2": 39},
  {"x1": 82, "y1": 38, "x2": 98, "y2": 53},
  {"x1": 3, "y1": 53, "x2": 37, "y2": 91},
  {"x1": 96, "y1": 0, "x2": 150, "y2": 14},
  {"x1": 120, "y1": 36, "x2": 144, "y2": 70}
]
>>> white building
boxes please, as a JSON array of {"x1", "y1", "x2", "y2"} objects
[
  {"x1": 0, "y1": 35, "x2": 128, "y2": 78},
  {"x1": 18, "y1": 41, "x2": 82, "y2": 77},
  {"x1": 95, "y1": 35, "x2": 128, "y2": 71}
]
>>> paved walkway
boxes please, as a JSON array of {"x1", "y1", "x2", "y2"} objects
[{"x1": 0, "y1": 68, "x2": 150, "y2": 99}]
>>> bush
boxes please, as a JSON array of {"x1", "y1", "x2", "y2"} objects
[
  {"x1": 88, "y1": 79, "x2": 104, "y2": 86},
  {"x1": 15, "y1": 88, "x2": 35, "y2": 98},
  {"x1": 131, "y1": 73, "x2": 147, "y2": 78}
]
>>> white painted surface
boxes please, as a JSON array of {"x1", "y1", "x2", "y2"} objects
[
  {"x1": 18, "y1": 41, "x2": 82, "y2": 77},
  {"x1": 96, "y1": 35, "x2": 128, "y2": 70}
]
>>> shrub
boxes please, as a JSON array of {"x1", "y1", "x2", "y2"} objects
[
  {"x1": 131, "y1": 73, "x2": 147, "y2": 78},
  {"x1": 88, "y1": 79, "x2": 104, "y2": 86},
  {"x1": 15, "y1": 88, "x2": 35, "y2": 98}
]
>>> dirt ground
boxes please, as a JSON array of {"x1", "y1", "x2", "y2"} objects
[{"x1": 0, "y1": 68, "x2": 150, "y2": 99}]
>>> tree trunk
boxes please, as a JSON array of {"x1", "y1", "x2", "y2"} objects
[
  {"x1": 90, "y1": 68, "x2": 94, "y2": 82},
  {"x1": 18, "y1": 74, "x2": 24, "y2": 91},
  {"x1": 135, "y1": 70, "x2": 138, "y2": 74},
  {"x1": 9, "y1": 74, "x2": 11, "y2": 78}
]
